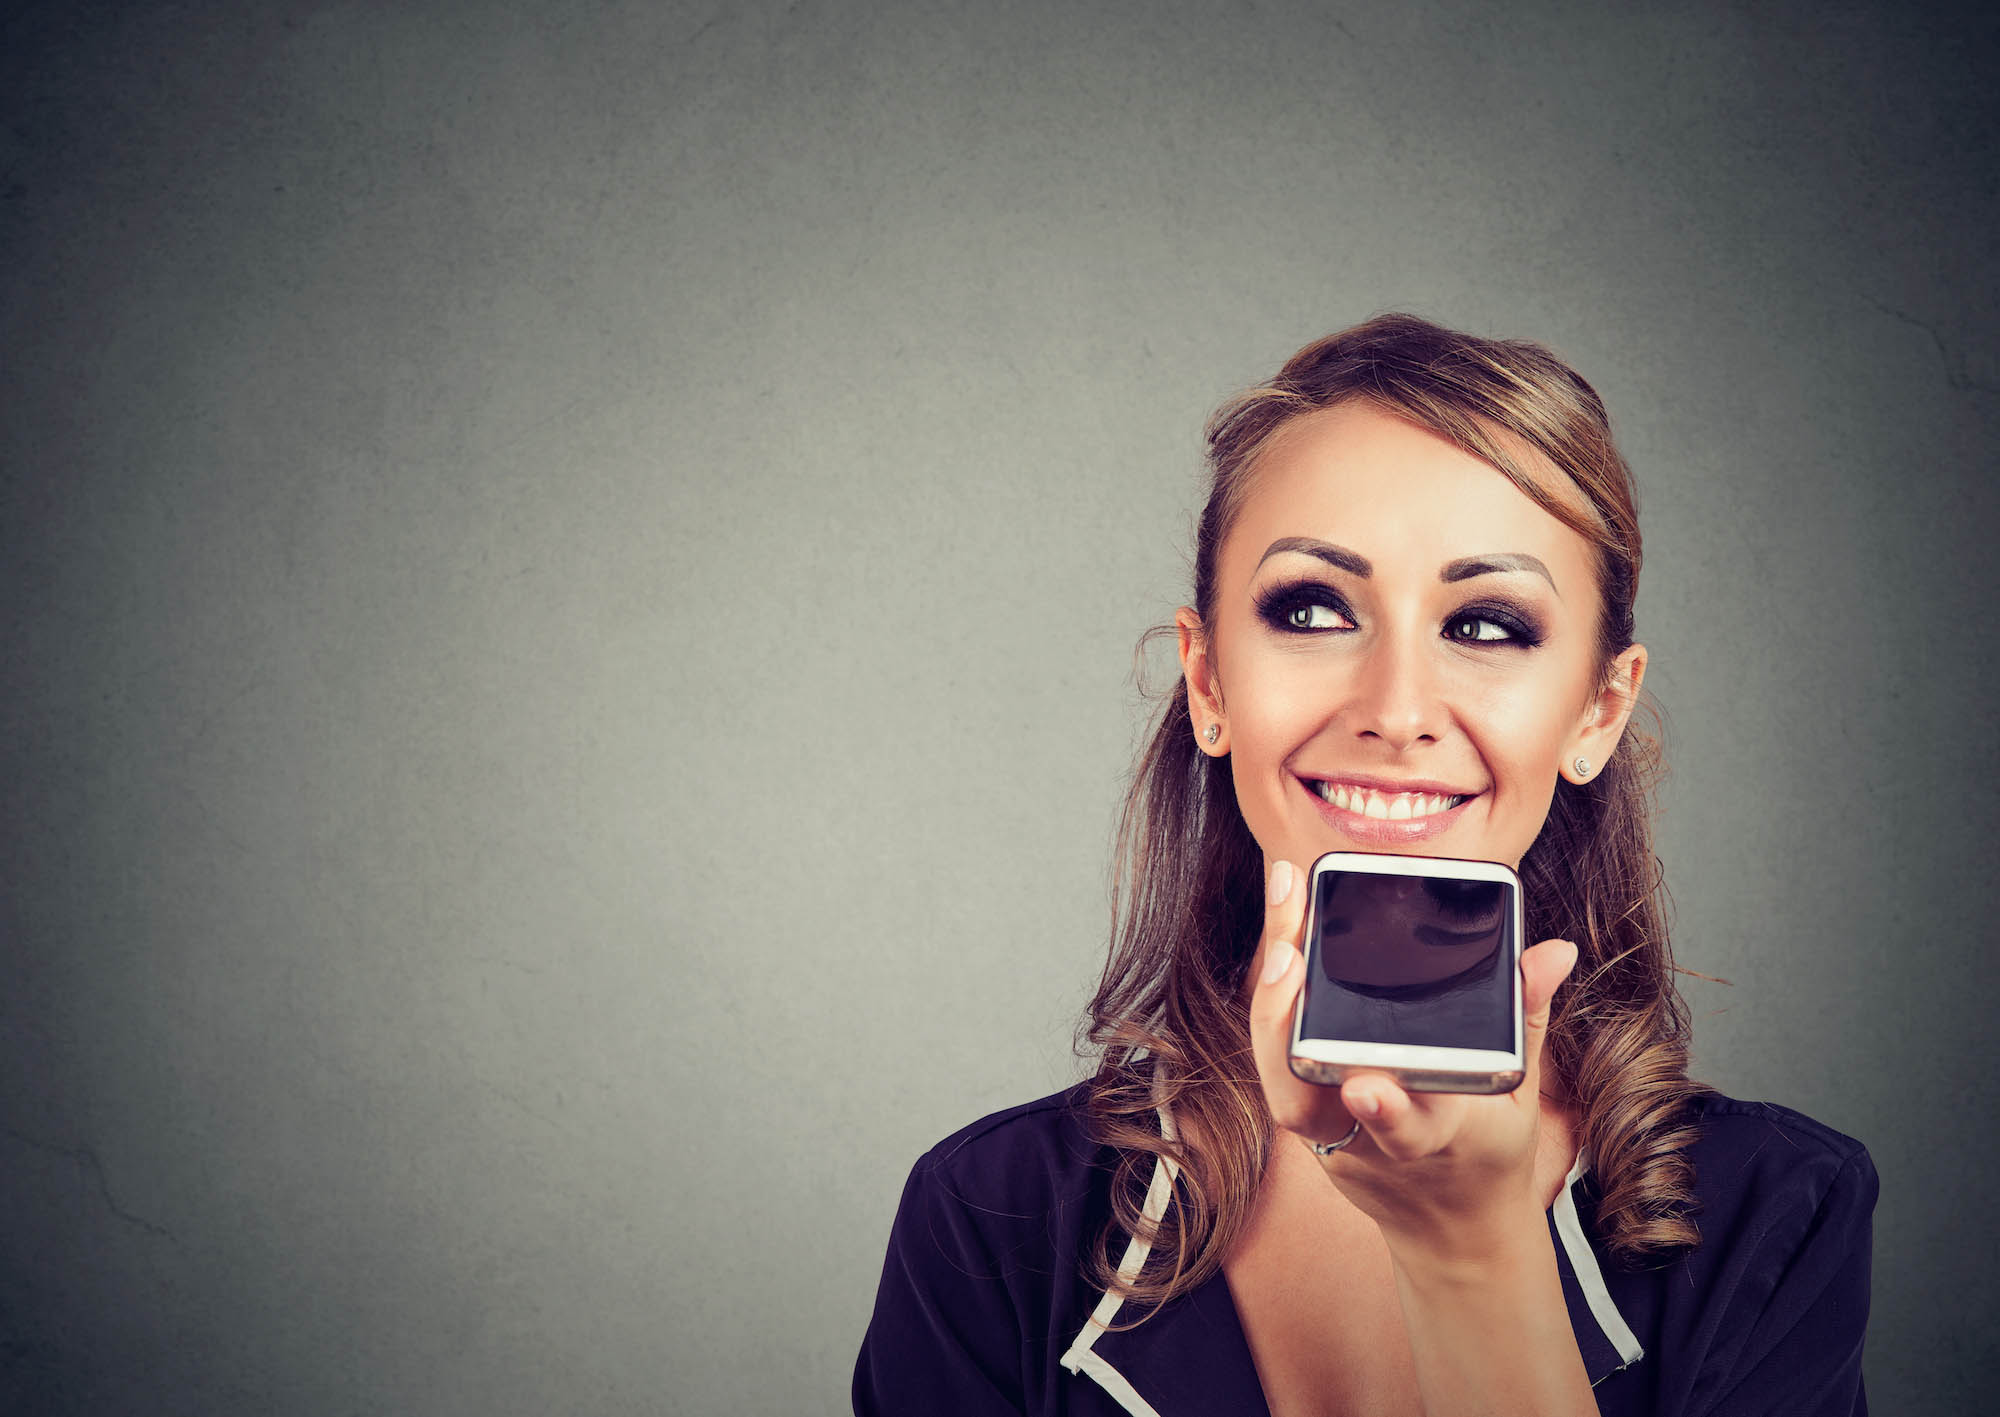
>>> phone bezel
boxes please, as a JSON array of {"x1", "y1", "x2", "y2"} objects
[{"x1": 1286, "y1": 851, "x2": 1526, "y2": 1095}]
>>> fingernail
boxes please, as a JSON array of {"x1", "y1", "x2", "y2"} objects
[
  {"x1": 1351, "y1": 1088, "x2": 1382, "y2": 1118},
  {"x1": 1260, "y1": 940, "x2": 1297, "y2": 986},
  {"x1": 1267, "y1": 860, "x2": 1295, "y2": 906}
]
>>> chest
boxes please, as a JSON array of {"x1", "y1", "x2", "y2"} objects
[{"x1": 1222, "y1": 1149, "x2": 1419, "y2": 1417}]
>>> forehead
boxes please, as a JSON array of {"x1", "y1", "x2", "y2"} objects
[{"x1": 1224, "y1": 403, "x2": 1599, "y2": 589}]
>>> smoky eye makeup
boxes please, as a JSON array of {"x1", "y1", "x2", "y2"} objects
[
  {"x1": 1432, "y1": 580, "x2": 1552, "y2": 648},
  {"x1": 1253, "y1": 575, "x2": 1357, "y2": 633},
  {"x1": 1255, "y1": 575, "x2": 1551, "y2": 648},
  {"x1": 1442, "y1": 594, "x2": 1549, "y2": 648}
]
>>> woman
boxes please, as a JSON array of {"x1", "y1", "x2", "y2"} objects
[{"x1": 852, "y1": 315, "x2": 1876, "y2": 1416}]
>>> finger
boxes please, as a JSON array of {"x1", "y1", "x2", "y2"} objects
[
  {"x1": 1247, "y1": 935, "x2": 1303, "y2": 1070},
  {"x1": 1247, "y1": 860, "x2": 1354, "y2": 1139},
  {"x1": 1246, "y1": 859, "x2": 1308, "y2": 1042},
  {"x1": 1340, "y1": 1072, "x2": 1462, "y2": 1162},
  {"x1": 1522, "y1": 937, "x2": 1578, "y2": 1022},
  {"x1": 1255, "y1": 858, "x2": 1309, "y2": 973},
  {"x1": 1246, "y1": 928, "x2": 1322, "y2": 1135},
  {"x1": 1519, "y1": 937, "x2": 1579, "y2": 1093}
]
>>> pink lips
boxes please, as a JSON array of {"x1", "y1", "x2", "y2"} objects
[{"x1": 1296, "y1": 774, "x2": 1479, "y2": 846}]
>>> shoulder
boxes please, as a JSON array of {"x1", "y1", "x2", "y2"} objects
[
  {"x1": 1681, "y1": 1090, "x2": 1879, "y2": 1227},
  {"x1": 1589, "y1": 1094, "x2": 1878, "y2": 1412},
  {"x1": 1644, "y1": 1090, "x2": 1879, "y2": 1320},
  {"x1": 855, "y1": 1083, "x2": 1115, "y2": 1411},
  {"x1": 899, "y1": 1081, "x2": 1111, "y2": 1234},
  {"x1": 1686, "y1": 1091, "x2": 1870, "y2": 1163},
  {"x1": 1588, "y1": 1092, "x2": 1879, "y2": 1413},
  {"x1": 922, "y1": 1081, "x2": 1100, "y2": 1165}
]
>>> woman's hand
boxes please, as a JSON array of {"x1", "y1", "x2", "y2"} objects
[{"x1": 1247, "y1": 857, "x2": 1579, "y2": 1264}]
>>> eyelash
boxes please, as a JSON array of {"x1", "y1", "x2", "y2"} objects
[{"x1": 1252, "y1": 577, "x2": 1546, "y2": 648}]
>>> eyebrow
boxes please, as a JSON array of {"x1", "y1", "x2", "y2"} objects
[
  {"x1": 1256, "y1": 539, "x2": 1560, "y2": 595},
  {"x1": 1256, "y1": 537, "x2": 1372, "y2": 576},
  {"x1": 1440, "y1": 553, "x2": 1559, "y2": 595}
]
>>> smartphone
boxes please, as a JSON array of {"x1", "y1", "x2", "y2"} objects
[{"x1": 1287, "y1": 852, "x2": 1525, "y2": 1095}]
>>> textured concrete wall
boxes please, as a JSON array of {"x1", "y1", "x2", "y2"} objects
[{"x1": 3, "y1": 2, "x2": 1994, "y2": 1413}]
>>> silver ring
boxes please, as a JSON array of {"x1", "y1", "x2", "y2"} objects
[{"x1": 1308, "y1": 1120, "x2": 1363, "y2": 1156}]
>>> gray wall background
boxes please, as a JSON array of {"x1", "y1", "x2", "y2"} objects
[{"x1": 4, "y1": 1, "x2": 1995, "y2": 1413}]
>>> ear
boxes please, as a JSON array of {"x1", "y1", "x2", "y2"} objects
[
  {"x1": 1176, "y1": 606, "x2": 1228, "y2": 756},
  {"x1": 1560, "y1": 644, "x2": 1646, "y2": 784}
]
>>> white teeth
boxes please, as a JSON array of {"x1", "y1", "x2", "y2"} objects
[{"x1": 1312, "y1": 781, "x2": 1465, "y2": 820}]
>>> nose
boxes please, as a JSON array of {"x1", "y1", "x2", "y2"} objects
[{"x1": 1345, "y1": 631, "x2": 1445, "y2": 751}]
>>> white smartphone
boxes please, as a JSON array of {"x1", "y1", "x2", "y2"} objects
[{"x1": 1287, "y1": 851, "x2": 1525, "y2": 1095}]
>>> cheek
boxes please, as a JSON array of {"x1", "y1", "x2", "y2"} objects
[
  {"x1": 1225, "y1": 705, "x2": 1302, "y2": 817},
  {"x1": 1470, "y1": 676, "x2": 1574, "y2": 782},
  {"x1": 1218, "y1": 660, "x2": 1319, "y2": 841},
  {"x1": 1471, "y1": 687, "x2": 1572, "y2": 853},
  {"x1": 1222, "y1": 654, "x2": 1319, "y2": 758}
]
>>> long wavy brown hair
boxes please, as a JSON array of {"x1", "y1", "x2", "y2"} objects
[{"x1": 1080, "y1": 313, "x2": 1709, "y2": 1313}]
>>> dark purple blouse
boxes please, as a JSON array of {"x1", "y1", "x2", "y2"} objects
[{"x1": 853, "y1": 1083, "x2": 1874, "y2": 1416}]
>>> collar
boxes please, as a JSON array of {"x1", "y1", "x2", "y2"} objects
[{"x1": 1059, "y1": 1107, "x2": 1645, "y2": 1416}]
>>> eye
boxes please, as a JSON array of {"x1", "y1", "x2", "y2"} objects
[
  {"x1": 1442, "y1": 601, "x2": 1544, "y2": 647},
  {"x1": 1255, "y1": 579, "x2": 1358, "y2": 635},
  {"x1": 1446, "y1": 614, "x2": 1515, "y2": 643},
  {"x1": 1287, "y1": 603, "x2": 1349, "y2": 631}
]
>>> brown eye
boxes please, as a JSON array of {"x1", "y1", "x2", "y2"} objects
[
  {"x1": 1448, "y1": 615, "x2": 1512, "y2": 642},
  {"x1": 1288, "y1": 604, "x2": 1346, "y2": 631}
]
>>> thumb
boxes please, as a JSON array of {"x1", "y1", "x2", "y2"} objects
[{"x1": 1521, "y1": 937, "x2": 1579, "y2": 1059}]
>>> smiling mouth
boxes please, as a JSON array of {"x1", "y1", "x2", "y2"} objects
[{"x1": 1306, "y1": 780, "x2": 1473, "y2": 821}]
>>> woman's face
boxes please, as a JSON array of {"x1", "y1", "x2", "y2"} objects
[{"x1": 1179, "y1": 401, "x2": 1645, "y2": 873}]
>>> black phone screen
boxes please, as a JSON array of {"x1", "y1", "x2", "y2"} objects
[{"x1": 1298, "y1": 867, "x2": 1515, "y2": 1051}]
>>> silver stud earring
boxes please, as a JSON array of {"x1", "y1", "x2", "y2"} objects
[
  {"x1": 1573, "y1": 756, "x2": 1592, "y2": 778},
  {"x1": 1204, "y1": 723, "x2": 1221, "y2": 746}
]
